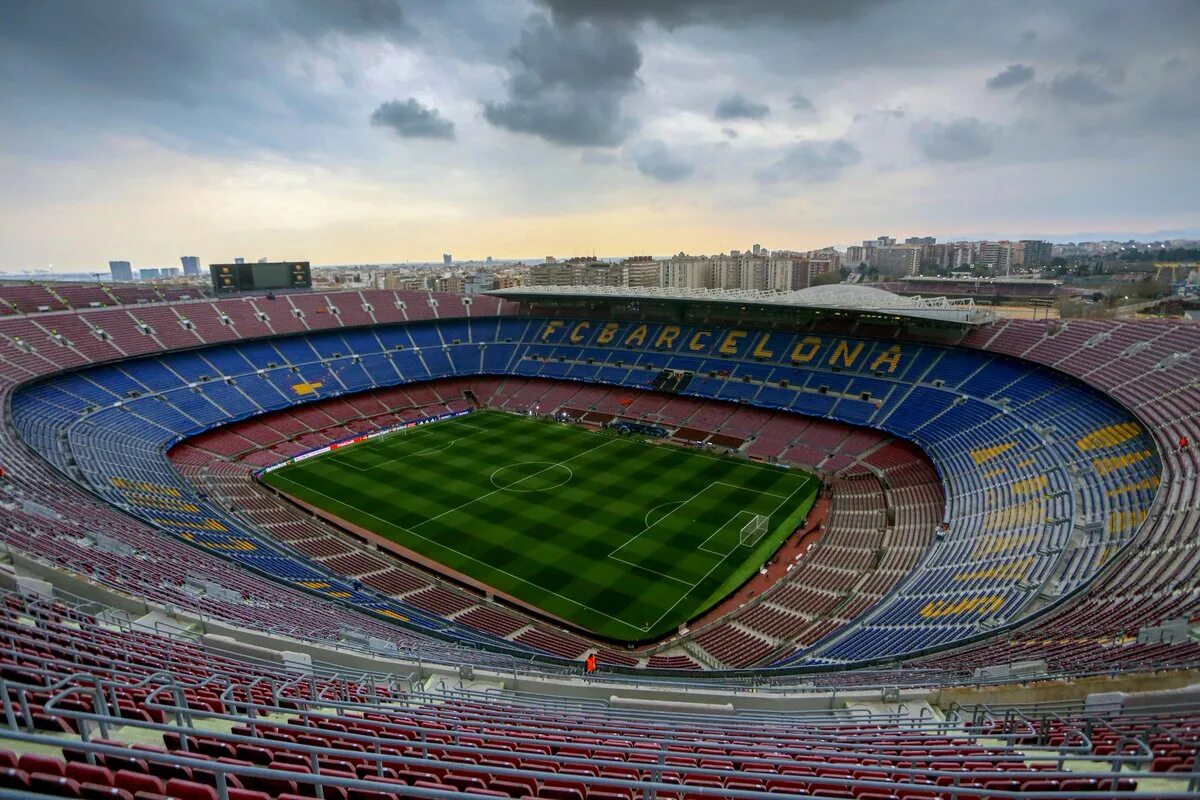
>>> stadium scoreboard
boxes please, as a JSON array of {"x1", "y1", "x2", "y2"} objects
[{"x1": 210, "y1": 261, "x2": 312, "y2": 294}]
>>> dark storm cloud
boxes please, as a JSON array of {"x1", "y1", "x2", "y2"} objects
[
  {"x1": 1048, "y1": 70, "x2": 1120, "y2": 105},
  {"x1": 370, "y1": 99, "x2": 455, "y2": 140},
  {"x1": 0, "y1": 0, "x2": 412, "y2": 102},
  {"x1": 631, "y1": 139, "x2": 694, "y2": 182},
  {"x1": 1138, "y1": 59, "x2": 1200, "y2": 134},
  {"x1": 269, "y1": 0, "x2": 411, "y2": 38},
  {"x1": 0, "y1": 0, "x2": 419, "y2": 158},
  {"x1": 714, "y1": 94, "x2": 770, "y2": 121},
  {"x1": 986, "y1": 64, "x2": 1035, "y2": 90},
  {"x1": 757, "y1": 139, "x2": 861, "y2": 183},
  {"x1": 789, "y1": 94, "x2": 815, "y2": 112},
  {"x1": 483, "y1": 14, "x2": 642, "y2": 147},
  {"x1": 539, "y1": 0, "x2": 884, "y2": 29},
  {"x1": 911, "y1": 117, "x2": 993, "y2": 162}
]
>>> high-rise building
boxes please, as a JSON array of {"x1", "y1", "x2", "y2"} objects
[
  {"x1": 529, "y1": 263, "x2": 574, "y2": 286},
  {"x1": 234, "y1": 257, "x2": 245, "y2": 264},
  {"x1": 662, "y1": 253, "x2": 809, "y2": 292},
  {"x1": 874, "y1": 245, "x2": 923, "y2": 278},
  {"x1": 180, "y1": 256, "x2": 200, "y2": 276},
  {"x1": 108, "y1": 260, "x2": 133, "y2": 282},
  {"x1": 767, "y1": 255, "x2": 811, "y2": 291},
  {"x1": 1017, "y1": 240, "x2": 1053, "y2": 267},
  {"x1": 977, "y1": 241, "x2": 1016, "y2": 272},
  {"x1": 139, "y1": 268, "x2": 161, "y2": 280},
  {"x1": 621, "y1": 256, "x2": 660, "y2": 288},
  {"x1": 713, "y1": 256, "x2": 745, "y2": 289},
  {"x1": 528, "y1": 255, "x2": 660, "y2": 289},
  {"x1": 660, "y1": 255, "x2": 713, "y2": 289},
  {"x1": 805, "y1": 252, "x2": 840, "y2": 282},
  {"x1": 443, "y1": 253, "x2": 453, "y2": 266},
  {"x1": 948, "y1": 242, "x2": 977, "y2": 269}
]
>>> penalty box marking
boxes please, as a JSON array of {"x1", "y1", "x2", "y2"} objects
[
  {"x1": 267, "y1": 462, "x2": 656, "y2": 634},
  {"x1": 697, "y1": 510, "x2": 764, "y2": 556},
  {"x1": 611, "y1": 476, "x2": 817, "y2": 631},
  {"x1": 607, "y1": 480, "x2": 796, "y2": 573}
]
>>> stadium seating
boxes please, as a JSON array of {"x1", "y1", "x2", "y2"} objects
[
  {"x1": 8, "y1": 313, "x2": 1160, "y2": 668},
  {"x1": 0, "y1": 288, "x2": 1191, "y2": 683},
  {"x1": 1, "y1": 587, "x2": 1195, "y2": 800},
  {"x1": 0, "y1": 285, "x2": 1198, "y2": 797},
  {"x1": 166, "y1": 376, "x2": 933, "y2": 667}
]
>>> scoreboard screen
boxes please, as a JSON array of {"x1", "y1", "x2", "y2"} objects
[{"x1": 210, "y1": 261, "x2": 312, "y2": 294}]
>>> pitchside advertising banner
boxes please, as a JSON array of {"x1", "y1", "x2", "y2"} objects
[{"x1": 256, "y1": 408, "x2": 473, "y2": 476}]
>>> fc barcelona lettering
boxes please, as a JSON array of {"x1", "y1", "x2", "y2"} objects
[{"x1": 538, "y1": 320, "x2": 906, "y2": 374}]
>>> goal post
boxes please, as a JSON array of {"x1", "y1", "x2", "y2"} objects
[{"x1": 739, "y1": 514, "x2": 769, "y2": 547}]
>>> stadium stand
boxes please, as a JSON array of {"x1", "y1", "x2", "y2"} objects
[
  {"x1": 0, "y1": 587, "x2": 1197, "y2": 799},
  {"x1": 0, "y1": 284, "x2": 1195, "y2": 796},
  {"x1": 8, "y1": 313, "x2": 1160, "y2": 668},
  {"x1": 164, "y1": 377, "x2": 936, "y2": 667},
  {"x1": 0, "y1": 289, "x2": 1190, "y2": 673}
]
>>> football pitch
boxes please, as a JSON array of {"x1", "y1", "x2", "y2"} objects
[{"x1": 261, "y1": 410, "x2": 818, "y2": 642}]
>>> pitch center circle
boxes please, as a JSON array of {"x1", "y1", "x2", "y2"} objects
[{"x1": 490, "y1": 461, "x2": 574, "y2": 492}]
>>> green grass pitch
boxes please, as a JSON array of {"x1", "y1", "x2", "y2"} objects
[{"x1": 262, "y1": 410, "x2": 819, "y2": 642}]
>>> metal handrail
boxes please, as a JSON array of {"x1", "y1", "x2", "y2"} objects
[{"x1": 15, "y1": 677, "x2": 1188, "y2": 800}]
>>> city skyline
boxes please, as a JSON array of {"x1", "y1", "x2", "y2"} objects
[{"x1": 2, "y1": 0, "x2": 1198, "y2": 271}]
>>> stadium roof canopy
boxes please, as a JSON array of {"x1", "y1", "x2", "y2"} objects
[{"x1": 488, "y1": 283, "x2": 996, "y2": 326}]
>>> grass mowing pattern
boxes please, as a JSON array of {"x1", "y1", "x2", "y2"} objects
[{"x1": 262, "y1": 410, "x2": 818, "y2": 642}]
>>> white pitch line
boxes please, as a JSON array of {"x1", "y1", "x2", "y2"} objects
[
  {"x1": 608, "y1": 553, "x2": 696, "y2": 587},
  {"x1": 646, "y1": 550, "x2": 731, "y2": 631},
  {"x1": 607, "y1": 484, "x2": 711, "y2": 559},
  {"x1": 610, "y1": 481, "x2": 790, "y2": 561},
  {"x1": 696, "y1": 510, "x2": 759, "y2": 556},
  {"x1": 278, "y1": 412, "x2": 817, "y2": 637},
  {"x1": 764, "y1": 476, "x2": 815, "y2": 521},
  {"x1": 569, "y1": 421, "x2": 802, "y2": 479},
  {"x1": 268, "y1": 470, "x2": 653, "y2": 633},
  {"x1": 646, "y1": 478, "x2": 817, "y2": 630},
  {"x1": 713, "y1": 480, "x2": 788, "y2": 499},
  {"x1": 411, "y1": 437, "x2": 616, "y2": 529},
  {"x1": 643, "y1": 500, "x2": 682, "y2": 529}
]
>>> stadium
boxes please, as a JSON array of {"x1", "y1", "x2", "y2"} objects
[{"x1": 0, "y1": 278, "x2": 1196, "y2": 799}]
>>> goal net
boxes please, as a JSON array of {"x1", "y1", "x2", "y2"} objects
[{"x1": 740, "y1": 514, "x2": 769, "y2": 547}]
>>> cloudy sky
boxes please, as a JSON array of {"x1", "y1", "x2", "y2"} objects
[{"x1": 1, "y1": 0, "x2": 1197, "y2": 270}]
